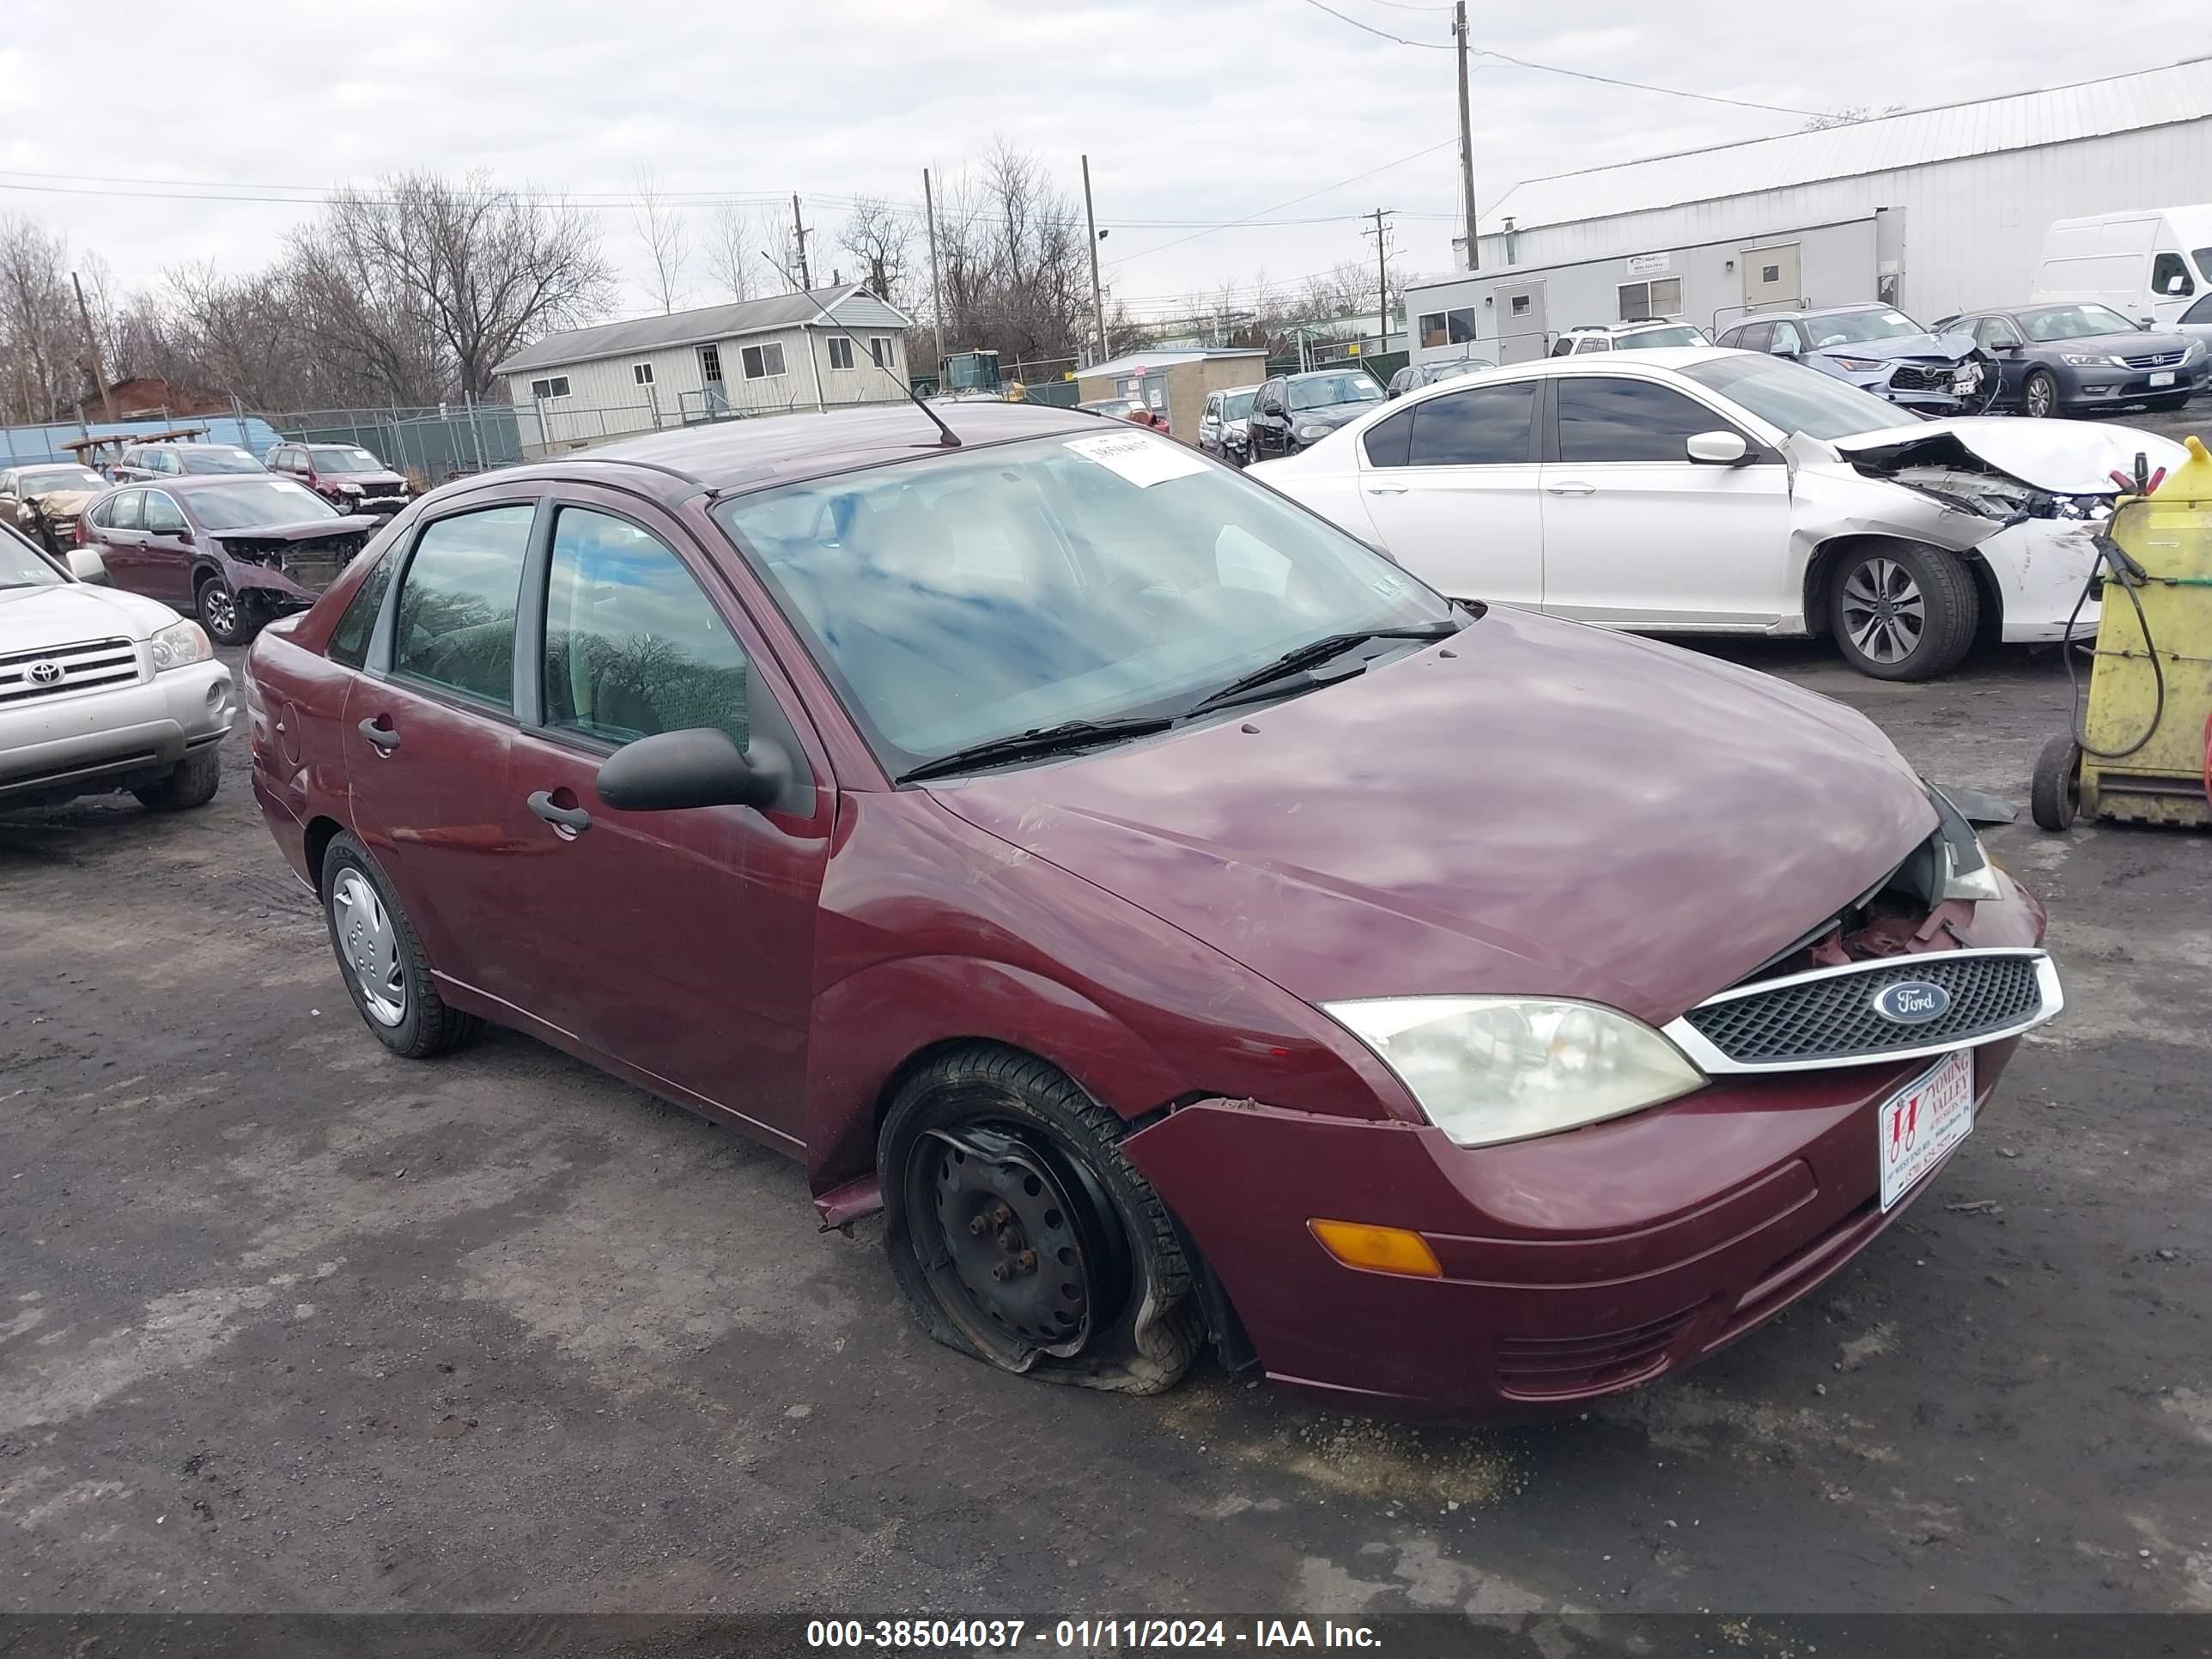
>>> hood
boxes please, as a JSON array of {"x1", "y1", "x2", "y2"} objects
[
  {"x1": 930, "y1": 609, "x2": 1935, "y2": 1026},
  {"x1": 209, "y1": 514, "x2": 380, "y2": 543},
  {"x1": 1832, "y1": 416, "x2": 2190, "y2": 495},
  {"x1": 15, "y1": 487, "x2": 100, "y2": 516},
  {"x1": 0, "y1": 579, "x2": 174, "y2": 642},
  {"x1": 2025, "y1": 327, "x2": 2190, "y2": 357},
  {"x1": 1810, "y1": 330, "x2": 1974, "y2": 365}
]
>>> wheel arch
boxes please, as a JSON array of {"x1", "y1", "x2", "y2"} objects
[
  {"x1": 303, "y1": 814, "x2": 348, "y2": 889},
  {"x1": 1802, "y1": 532, "x2": 2000, "y2": 641}
]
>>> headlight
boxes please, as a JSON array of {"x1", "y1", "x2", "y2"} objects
[
  {"x1": 1926, "y1": 784, "x2": 2007, "y2": 902},
  {"x1": 149, "y1": 619, "x2": 214, "y2": 672},
  {"x1": 1295, "y1": 423, "x2": 1330, "y2": 441},
  {"x1": 1323, "y1": 996, "x2": 1705, "y2": 1148},
  {"x1": 336, "y1": 481, "x2": 363, "y2": 493},
  {"x1": 2058, "y1": 352, "x2": 2126, "y2": 367},
  {"x1": 2184, "y1": 339, "x2": 2206, "y2": 363},
  {"x1": 1829, "y1": 355, "x2": 1886, "y2": 371}
]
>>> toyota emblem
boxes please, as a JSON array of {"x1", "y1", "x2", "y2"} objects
[{"x1": 26, "y1": 659, "x2": 64, "y2": 686}]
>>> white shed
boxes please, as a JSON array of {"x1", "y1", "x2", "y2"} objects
[
  {"x1": 1407, "y1": 57, "x2": 2212, "y2": 363},
  {"x1": 495, "y1": 286, "x2": 915, "y2": 453}
]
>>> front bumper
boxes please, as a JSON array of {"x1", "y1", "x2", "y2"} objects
[
  {"x1": 2061, "y1": 361, "x2": 2205, "y2": 406},
  {"x1": 0, "y1": 658, "x2": 234, "y2": 805},
  {"x1": 1126, "y1": 891, "x2": 2051, "y2": 1420}
]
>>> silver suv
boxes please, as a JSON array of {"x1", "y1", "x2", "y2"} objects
[{"x1": 0, "y1": 522, "x2": 234, "y2": 812}]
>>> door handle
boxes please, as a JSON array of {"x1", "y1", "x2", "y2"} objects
[
  {"x1": 526, "y1": 791, "x2": 592, "y2": 834},
  {"x1": 356, "y1": 717, "x2": 399, "y2": 752},
  {"x1": 1365, "y1": 483, "x2": 1410, "y2": 495},
  {"x1": 1543, "y1": 481, "x2": 1597, "y2": 495}
]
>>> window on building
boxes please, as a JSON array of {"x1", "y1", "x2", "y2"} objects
[
  {"x1": 700, "y1": 345, "x2": 725, "y2": 382},
  {"x1": 1617, "y1": 278, "x2": 1683, "y2": 320},
  {"x1": 741, "y1": 342, "x2": 787, "y2": 380},
  {"x1": 632, "y1": 362, "x2": 655, "y2": 386},
  {"x1": 870, "y1": 336, "x2": 893, "y2": 368},
  {"x1": 828, "y1": 337, "x2": 855, "y2": 371},
  {"x1": 2151, "y1": 252, "x2": 2196, "y2": 298},
  {"x1": 1419, "y1": 312, "x2": 1447, "y2": 349},
  {"x1": 1510, "y1": 295, "x2": 1530, "y2": 317},
  {"x1": 530, "y1": 375, "x2": 572, "y2": 400},
  {"x1": 391, "y1": 504, "x2": 536, "y2": 710},
  {"x1": 1446, "y1": 308, "x2": 1477, "y2": 344}
]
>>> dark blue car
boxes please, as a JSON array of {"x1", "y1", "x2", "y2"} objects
[{"x1": 1930, "y1": 301, "x2": 2205, "y2": 418}]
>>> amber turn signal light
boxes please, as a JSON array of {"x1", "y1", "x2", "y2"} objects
[{"x1": 1308, "y1": 1219, "x2": 1443, "y2": 1279}]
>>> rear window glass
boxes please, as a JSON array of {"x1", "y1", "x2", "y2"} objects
[
  {"x1": 1408, "y1": 381, "x2": 1536, "y2": 466},
  {"x1": 1363, "y1": 407, "x2": 1413, "y2": 469},
  {"x1": 391, "y1": 505, "x2": 536, "y2": 709},
  {"x1": 327, "y1": 551, "x2": 397, "y2": 670}
]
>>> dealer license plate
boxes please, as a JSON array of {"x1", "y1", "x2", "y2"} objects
[
  {"x1": 1877, "y1": 1048, "x2": 1975, "y2": 1212},
  {"x1": 2149, "y1": 371, "x2": 2176, "y2": 387}
]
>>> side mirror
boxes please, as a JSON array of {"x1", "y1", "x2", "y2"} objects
[
  {"x1": 594, "y1": 726, "x2": 787, "y2": 812},
  {"x1": 1997, "y1": 340, "x2": 2023, "y2": 353},
  {"x1": 1770, "y1": 340, "x2": 1799, "y2": 358},
  {"x1": 1686, "y1": 430, "x2": 1750, "y2": 465},
  {"x1": 65, "y1": 548, "x2": 111, "y2": 585},
  {"x1": 2137, "y1": 317, "x2": 2154, "y2": 330}
]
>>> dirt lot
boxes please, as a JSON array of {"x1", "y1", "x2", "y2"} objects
[{"x1": 3, "y1": 503, "x2": 2210, "y2": 1623}]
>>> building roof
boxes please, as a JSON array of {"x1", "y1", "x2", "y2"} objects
[
  {"x1": 495, "y1": 286, "x2": 915, "y2": 376},
  {"x1": 1480, "y1": 55, "x2": 2212, "y2": 235},
  {"x1": 1074, "y1": 348, "x2": 1266, "y2": 381}
]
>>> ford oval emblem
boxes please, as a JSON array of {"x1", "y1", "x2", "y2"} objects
[{"x1": 1872, "y1": 980, "x2": 1950, "y2": 1024}]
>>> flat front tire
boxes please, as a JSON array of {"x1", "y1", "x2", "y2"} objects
[
  {"x1": 1829, "y1": 544, "x2": 1979, "y2": 681},
  {"x1": 319, "y1": 833, "x2": 481, "y2": 1058},
  {"x1": 880, "y1": 1046, "x2": 1203, "y2": 1395}
]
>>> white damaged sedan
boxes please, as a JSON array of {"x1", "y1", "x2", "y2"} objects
[{"x1": 1249, "y1": 346, "x2": 2186, "y2": 679}]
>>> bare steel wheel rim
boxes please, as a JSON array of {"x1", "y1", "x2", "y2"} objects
[
  {"x1": 332, "y1": 870, "x2": 406, "y2": 1026},
  {"x1": 202, "y1": 583, "x2": 236, "y2": 636},
  {"x1": 1840, "y1": 557, "x2": 1926, "y2": 666}
]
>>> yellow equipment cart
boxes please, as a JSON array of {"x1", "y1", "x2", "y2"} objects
[{"x1": 2033, "y1": 434, "x2": 2212, "y2": 830}]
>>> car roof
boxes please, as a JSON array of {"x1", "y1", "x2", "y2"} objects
[
  {"x1": 488, "y1": 401, "x2": 1105, "y2": 500},
  {"x1": 1741, "y1": 303, "x2": 1893, "y2": 324},
  {"x1": 132, "y1": 472, "x2": 291, "y2": 493}
]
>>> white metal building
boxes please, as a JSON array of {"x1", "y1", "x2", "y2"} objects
[
  {"x1": 495, "y1": 286, "x2": 914, "y2": 452},
  {"x1": 1406, "y1": 57, "x2": 2212, "y2": 364}
]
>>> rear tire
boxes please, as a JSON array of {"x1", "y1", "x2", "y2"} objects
[
  {"x1": 880, "y1": 1045, "x2": 1203, "y2": 1396},
  {"x1": 2031, "y1": 734, "x2": 2081, "y2": 831},
  {"x1": 319, "y1": 832, "x2": 482, "y2": 1058},
  {"x1": 1828, "y1": 543, "x2": 1979, "y2": 681},
  {"x1": 132, "y1": 744, "x2": 222, "y2": 811}
]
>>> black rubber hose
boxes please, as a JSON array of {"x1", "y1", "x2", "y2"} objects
[{"x1": 2065, "y1": 531, "x2": 2165, "y2": 760}]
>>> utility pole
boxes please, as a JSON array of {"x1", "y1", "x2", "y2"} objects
[
  {"x1": 1455, "y1": 0, "x2": 1479, "y2": 270},
  {"x1": 791, "y1": 193, "x2": 812, "y2": 290},
  {"x1": 1080, "y1": 154, "x2": 1109, "y2": 367},
  {"x1": 922, "y1": 167, "x2": 946, "y2": 372},
  {"x1": 70, "y1": 271, "x2": 116, "y2": 422},
  {"x1": 1362, "y1": 209, "x2": 1395, "y2": 351}
]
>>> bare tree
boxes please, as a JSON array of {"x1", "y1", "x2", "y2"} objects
[
  {"x1": 0, "y1": 214, "x2": 78, "y2": 421},
  {"x1": 837, "y1": 196, "x2": 914, "y2": 303},
  {"x1": 629, "y1": 169, "x2": 689, "y2": 313},
  {"x1": 701, "y1": 204, "x2": 754, "y2": 303},
  {"x1": 1802, "y1": 103, "x2": 1906, "y2": 131}
]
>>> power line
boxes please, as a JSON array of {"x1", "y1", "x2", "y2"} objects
[{"x1": 1292, "y1": 0, "x2": 1450, "y2": 46}]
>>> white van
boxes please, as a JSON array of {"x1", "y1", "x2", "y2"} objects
[{"x1": 2030, "y1": 206, "x2": 2212, "y2": 325}]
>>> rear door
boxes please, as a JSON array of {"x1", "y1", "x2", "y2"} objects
[
  {"x1": 1355, "y1": 377, "x2": 1543, "y2": 609},
  {"x1": 1536, "y1": 372, "x2": 1792, "y2": 629},
  {"x1": 137, "y1": 490, "x2": 198, "y2": 605},
  {"x1": 341, "y1": 495, "x2": 541, "y2": 1004},
  {"x1": 88, "y1": 489, "x2": 151, "y2": 593},
  {"x1": 497, "y1": 491, "x2": 831, "y2": 1146}
]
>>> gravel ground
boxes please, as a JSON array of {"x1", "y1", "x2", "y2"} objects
[{"x1": 3, "y1": 421, "x2": 2209, "y2": 1624}]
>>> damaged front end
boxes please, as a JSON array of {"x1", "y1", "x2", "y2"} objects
[{"x1": 218, "y1": 526, "x2": 374, "y2": 602}]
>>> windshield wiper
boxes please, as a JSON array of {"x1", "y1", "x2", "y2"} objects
[
  {"x1": 1182, "y1": 621, "x2": 1462, "y2": 720},
  {"x1": 897, "y1": 716, "x2": 1176, "y2": 784}
]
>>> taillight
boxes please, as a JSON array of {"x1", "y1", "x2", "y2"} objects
[{"x1": 73, "y1": 517, "x2": 87, "y2": 546}]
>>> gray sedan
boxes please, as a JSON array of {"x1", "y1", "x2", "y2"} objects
[{"x1": 1934, "y1": 301, "x2": 2205, "y2": 417}]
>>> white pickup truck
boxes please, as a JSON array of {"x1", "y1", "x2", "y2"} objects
[{"x1": 1, "y1": 521, "x2": 234, "y2": 812}]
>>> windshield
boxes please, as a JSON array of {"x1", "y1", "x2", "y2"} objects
[
  {"x1": 1289, "y1": 373, "x2": 1383, "y2": 410},
  {"x1": 176, "y1": 447, "x2": 265, "y2": 474},
  {"x1": 2015, "y1": 303, "x2": 2139, "y2": 341},
  {"x1": 1, "y1": 523, "x2": 64, "y2": 587},
  {"x1": 1615, "y1": 325, "x2": 1705, "y2": 349},
  {"x1": 309, "y1": 446, "x2": 384, "y2": 472},
  {"x1": 1800, "y1": 309, "x2": 1927, "y2": 348},
  {"x1": 15, "y1": 467, "x2": 105, "y2": 494},
  {"x1": 1681, "y1": 355, "x2": 1915, "y2": 441},
  {"x1": 1221, "y1": 391, "x2": 1256, "y2": 421},
  {"x1": 185, "y1": 479, "x2": 341, "y2": 529},
  {"x1": 713, "y1": 431, "x2": 1453, "y2": 772}
]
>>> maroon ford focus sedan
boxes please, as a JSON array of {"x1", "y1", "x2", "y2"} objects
[{"x1": 244, "y1": 400, "x2": 2061, "y2": 1419}]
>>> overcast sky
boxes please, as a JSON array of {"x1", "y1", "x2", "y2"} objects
[{"x1": 1, "y1": 0, "x2": 2199, "y2": 325}]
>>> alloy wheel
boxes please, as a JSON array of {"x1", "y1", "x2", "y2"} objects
[
  {"x1": 202, "y1": 582, "x2": 237, "y2": 638},
  {"x1": 1839, "y1": 557, "x2": 1926, "y2": 666},
  {"x1": 332, "y1": 870, "x2": 407, "y2": 1026},
  {"x1": 2024, "y1": 374, "x2": 2056, "y2": 418}
]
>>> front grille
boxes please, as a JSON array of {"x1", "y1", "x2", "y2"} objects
[
  {"x1": 1496, "y1": 1304, "x2": 1702, "y2": 1398},
  {"x1": 0, "y1": 636, "x2": 141, "y2": 706},
  {"x1": 1680, "y1": 951, "x2": 2046, "y2": 1068},
  {"x1": 2123, "y1": 349, "x2": 2185, "y2": 369},
  {"x1": 1886, "y1": 364, "x2": 1955, "y2": 392}
]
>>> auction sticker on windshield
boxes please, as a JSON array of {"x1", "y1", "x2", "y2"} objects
[
  {"x1": 1878, "y1": 1048, "x2": 1974, "y2": 1212},
  {"x1": 1066, "y1": 431, "x2": 1208, "y2": 488}
]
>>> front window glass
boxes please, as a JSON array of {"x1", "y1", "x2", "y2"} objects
[
  {"x1": 541, "y1": 508, "x2": 750, "y2": 751},
  {"x1": 175, "y1": 447, "x2": 265, "y2": 474},
  {"x1": 183, "y1": 480, "x2": 340, "y2": 530},
  {"x1": 1288, "y1": 372, "x2": 1383, "y2": 410},
  {"x1": 2014, "y1": 304, "x2": 2139, "y2": 341},
  {"x1": 1799, "y1": 309, "x2": 1923, "y2": 348},
  {"x1": 712, "y1": 432, "x2": 1450, "y2": 771},
  {"x1": 2150, "y1": 252, "x2": 2194, "y2": 297},
  {"x1": 0, "y1": 523, "x2": 63, "y2": 586},
  {"x1": 1221, "y1": 390, "x2": 1256, "y2": 420},
  {"x1": 309, "y1": 447, "x2": 384, "y2": 472},
  {"x1": 1680, "y1": 355, "x2": 1913, "y2": 440},
  {"x1": 1557, "y1": 378, "x2": 1734, "y2": 463},
  {"x1": 392, "y1": 504, "x2": 536, "y2": 709}
]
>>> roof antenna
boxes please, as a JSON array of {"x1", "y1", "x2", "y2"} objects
[{"x1": 765, "y1": 255, "x2": 959, "y2": 448}]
